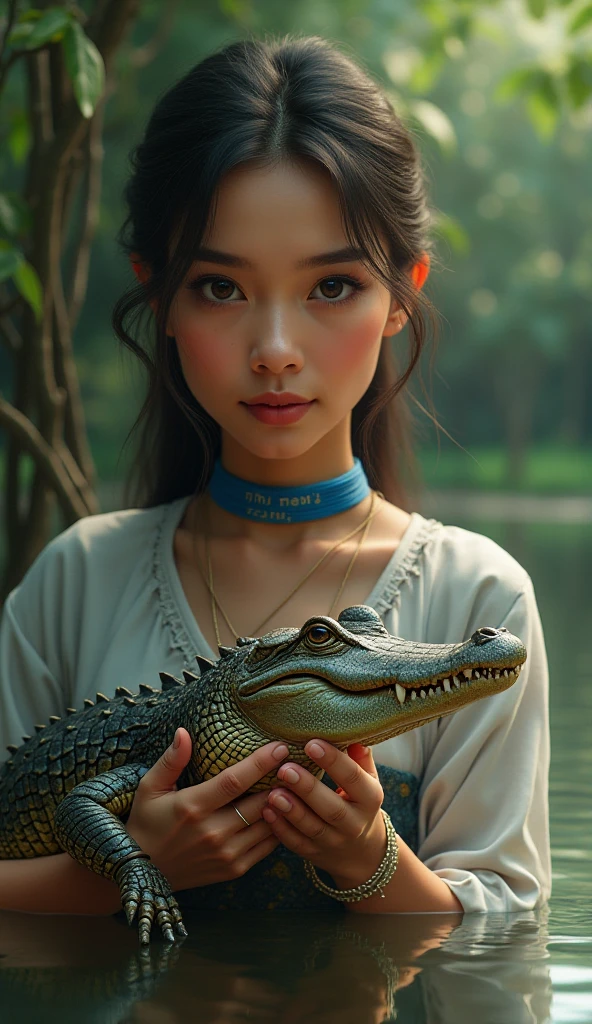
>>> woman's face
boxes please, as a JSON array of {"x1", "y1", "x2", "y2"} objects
[{"x1": 167, "y1": 159, "x2": 411, "y2": 477}]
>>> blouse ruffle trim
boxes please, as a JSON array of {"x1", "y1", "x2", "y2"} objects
[
  {"x1": 372, "y1": 516, "x2": 443, "y2": 616},
  {"x1": 152, "y1": 499, "x2": 200, "y2": 665}
]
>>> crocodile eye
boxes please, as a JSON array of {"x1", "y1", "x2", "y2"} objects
[{"x1": 306, "y1": 625, "x2": 333, "y2": 646}]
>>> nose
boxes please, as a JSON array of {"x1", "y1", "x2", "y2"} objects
[
  {"x1": 471, "y1": 626, "x2": 509, "y2": 646},
  {"x1": 249, "y1": 306, "x2": 304, "y2": 375}
]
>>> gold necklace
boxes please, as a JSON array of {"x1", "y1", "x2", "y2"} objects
[{"x1": 199, "y1": 490, "x2": 382, "y2": 646}]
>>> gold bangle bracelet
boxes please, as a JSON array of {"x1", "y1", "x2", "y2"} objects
[{"x1": 303, "y1": 810, "x2": 399, "y2": 902}]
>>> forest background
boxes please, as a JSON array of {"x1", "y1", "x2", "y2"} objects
[{"x1": 0, "y1": 0, "x2": 590, "y2": 594}]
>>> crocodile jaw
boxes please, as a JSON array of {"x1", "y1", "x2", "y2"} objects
[{"x1": 236, "y1": 662, "x2": 523, "y2": 747}]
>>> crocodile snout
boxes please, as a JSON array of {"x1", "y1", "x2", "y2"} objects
[{"x1": 471, "y1": 626, "x2": 509, "y2": 645}]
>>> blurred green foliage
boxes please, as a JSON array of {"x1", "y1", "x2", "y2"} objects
[
  {"x1": 419, "y1": 444, "x2": 592, "y2": 491},
  {"x1": 1, "y1": 0, "x2": 590, "y2": 493}
]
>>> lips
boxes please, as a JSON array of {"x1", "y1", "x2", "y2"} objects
[
  {"x1": 245, "y1": 392, "x2": 311, "y2": 406},
  {"x1": 244, "y1": 401, "x2": 315, "y2": 425}
]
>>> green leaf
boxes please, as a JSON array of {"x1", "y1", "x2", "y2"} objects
[
  {"x1": 0, "y1": 194, "x2": 32, "y2": 238},
  {"x1": 0, "y1": 195, "x2": 20, "y2": 237},
  {"x1": 62, "y1": 21, "x2": 105, "y2": 119},
  {"x1": 219, "y1": 0, "x2": 250, "y2": 17},
  {"x1": 420, "y1": 1, "x2": 449, "y2": 30},
  {"x1": 409, "y1": 51, "x2": 445, "y2": 93},
  {"x1": 6, "y1": 21, "x2": 36, "y2": 48},
  {"x1": 432, "y1": 212, "x2": 470, "y2": 256},
  {"x1": 8, "y1": 110, "x2": 32, "y2": 166},
  {"x1": 409, "y1": 99, "x2": 457, "y2": 153},
  {"x1": 527, "y1": 78, "x2": 559, "y2": 138},
  {"x1": 494, "y1": 67, "x2": 540, "y2": 103},
  {"x1": 526, "y1": 0, "x2": 547, "y2": 18},
  {"x1": 568, "y1": 4, "x2": 592, "y2": 34},
  {"x1": 13, "y1": 261, "x2": 43, "y2": 322},
  {"x1": 566, "y1": 57, "x2": 592, "y2": 107},
  {"x1": 19, "y1": 7, "x2": 73, "y2": 49},
  {"x1": 0, "y1": 242, "x2": 24, "y2": 283}
]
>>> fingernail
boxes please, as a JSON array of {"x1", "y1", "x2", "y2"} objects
[
  {"x1": 273, "y1": 743, "x2": 289, "y2": 760},
  {"x1": 173, "y1": 729, "x2": 181, "y2": 749},
  {"x1": 307, "y1": 741, "x2": 324, "y2": 760},
  {"x1": 273, "y1": 794, "x2": 292, "y2": 812},
  {"x1": 281, "y1": 767, "x2": 299, "y2": 784}
]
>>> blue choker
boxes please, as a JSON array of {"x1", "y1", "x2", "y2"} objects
[{"x1": 208, "y1": 458, "x2": 370, "y2": 523}]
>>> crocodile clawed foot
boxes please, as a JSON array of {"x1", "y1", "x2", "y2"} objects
[{"x1": 115, "y1": 859, "x2": 187, "y2": 944}]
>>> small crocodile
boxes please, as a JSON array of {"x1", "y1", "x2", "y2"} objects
[{"x1": 0, "y1": 605, "x2": 526, "y2": 943}]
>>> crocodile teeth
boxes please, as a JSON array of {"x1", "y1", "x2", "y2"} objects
[
  {"x1": 443, "y1": 678, "x2": 451, "y2": 692},
  {"x1": 503, "y1": 669, "x2": 509, "y2": 677},
  {"x1": 434, "y1": 684, "x2": 442, "y2": 694},
  {"x1": 395, "y1": 683, "x2": 406, "y2": 704},
  {"x1": 410, "y1": 691, "x2": 417, "y2": 700},
  {"x1": 464, "y1": 669, "x2": 472, "y2": 680},
  {"x1": 420, "y1": 689, "x2": 427, "y2": 699},
  {"x1": 474, "y1": 670, "x2": 480, "y2": 680},
  {"x1": 452, "y1": 677, "x2": 460, "y2": 689}
]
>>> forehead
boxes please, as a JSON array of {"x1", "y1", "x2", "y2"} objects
[{"x1": 202, "y1": 159, "x2": 349, "y2": 259}]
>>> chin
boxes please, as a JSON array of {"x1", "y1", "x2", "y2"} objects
[
  {"x1": 233, "y1": 439, "x2": 320, "y2": 463},
  {"x1": 221, "y1": 422, "x2": 328, "y2": 463}
]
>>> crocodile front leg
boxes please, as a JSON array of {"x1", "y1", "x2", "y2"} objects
[{"x1": 53, "y1": 764, "x2": 187, "y2": 944}]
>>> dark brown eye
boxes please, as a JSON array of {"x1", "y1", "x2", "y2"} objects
[
  {"x1": 306, "y1": 625, "x2": 332, "y2": 645},
  {"x1": 209, "y1": 278, "x2": 235, "y2": 300},
  {"x1": 319, "y1": 278, "x2": 344, "y2": 299}
]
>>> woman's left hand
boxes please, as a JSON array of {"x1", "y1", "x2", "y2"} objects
[{"x1": 262, "y1": 739, "x2": 386, "y2": 886}]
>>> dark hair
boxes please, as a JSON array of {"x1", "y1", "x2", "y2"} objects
[{"x1": 112, "y1": 35, "x2": 441, "y2": 509}]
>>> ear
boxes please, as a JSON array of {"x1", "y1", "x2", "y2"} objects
[
  {"x1": 130, "y1": 253, "x2": 160, "y2": 317},
  {"x1": 382, "y1": 252, "x2": 431, "y2": 336},
  {"x1": 130, "y1": 253, "x2": 150, "y2": 286}
]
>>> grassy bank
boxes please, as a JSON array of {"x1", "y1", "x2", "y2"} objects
[{"x1": 418, "y1": 445, "x2": 590, "y2": 495}]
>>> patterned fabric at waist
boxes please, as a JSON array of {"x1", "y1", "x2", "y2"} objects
[{"x1": 177, "y1": 764, "x2": 419, "y2": 912}]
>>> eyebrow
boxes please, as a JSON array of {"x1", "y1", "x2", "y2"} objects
[{"x1": 192, "y1": 245, "x2": 366, "y2": 270}]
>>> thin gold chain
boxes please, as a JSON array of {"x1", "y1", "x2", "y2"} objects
[
  {"x1": 198, "y1": 490, "x2": 383, "y2": 646},
  {"x1": 325, "y1": 491, "x2": 376, "y2": 619}
]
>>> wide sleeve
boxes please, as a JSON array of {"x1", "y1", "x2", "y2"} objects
[
  {"x1": 0, "y1": 537, "x2": 74, "y2": 761},
  {"x1": 415, "y1": 574, "x2": 551, "y2": 913}
]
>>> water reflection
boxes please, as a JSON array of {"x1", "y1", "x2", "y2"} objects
[{"x1": 0, "y1": 907, "x2": 560, "y2": 1023}]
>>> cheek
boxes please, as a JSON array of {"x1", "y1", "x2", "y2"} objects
[
  {"x1": 320, "y1": 305, "x2": 386, "y2": 379},
  {"x1": 175, "y1": 325, "x2": 230, "y2": 391}
]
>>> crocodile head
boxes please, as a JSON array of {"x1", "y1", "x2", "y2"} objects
[{"x1": 188, "y1": 605, "x2": 526, "y2": 783}]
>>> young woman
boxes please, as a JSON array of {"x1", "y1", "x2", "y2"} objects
[{"x1": 0, "y1": 36, "x2": 550, "y2": 918}]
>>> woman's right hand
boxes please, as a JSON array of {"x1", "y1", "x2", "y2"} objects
[{"x1": 125, "y1": 728, "x2": 288, "y2": 891}]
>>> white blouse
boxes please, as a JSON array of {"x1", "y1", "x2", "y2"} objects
[{"x1": 0, "y1": 498, "x2": 551, "y2": 914}]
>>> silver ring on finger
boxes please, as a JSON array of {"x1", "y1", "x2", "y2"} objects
[{"x1": 231, "y1": 802, "x2": 251, "y2": 827}]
